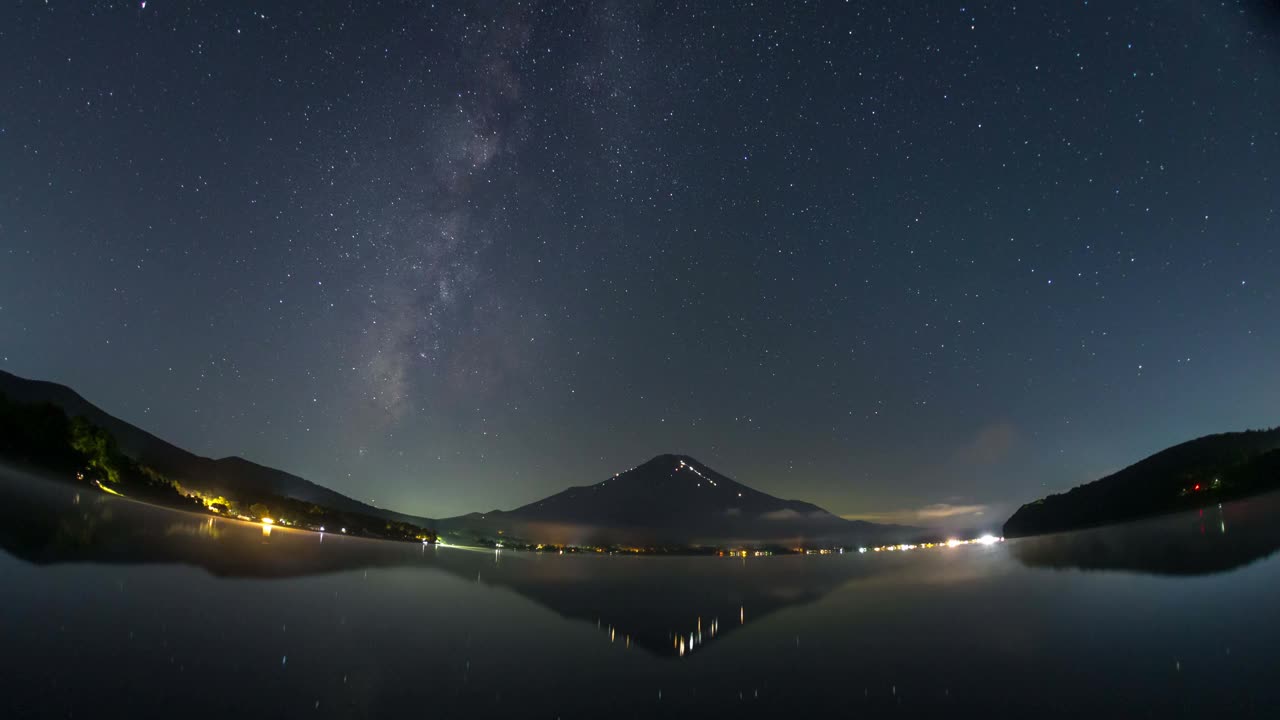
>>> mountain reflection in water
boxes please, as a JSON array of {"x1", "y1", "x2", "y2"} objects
[
  {"x1": 7, "y1": 466, "x2": 1280, "y2": 718},
  {"x1": 0, "y1": 467, "x2": 871, "y2": 657},
  {"x1": 7, "y1": 462, "x2": 1280, "y2": 661}
]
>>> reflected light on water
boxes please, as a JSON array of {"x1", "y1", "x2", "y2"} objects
[
  {"x1": 657, "y1": 613, "x2": 732, "y2": 658},
  {"x1": 872, "y1": 535, "x2": 1004, "y2": 553}
]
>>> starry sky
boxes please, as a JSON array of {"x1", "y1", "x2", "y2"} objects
[{"x1": 2, "y1": 1, "x2": 1278, "y2": 528}]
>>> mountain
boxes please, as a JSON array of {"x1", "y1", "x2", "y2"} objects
[
  {"x1": 438, "y1": 453, "x2": 916, "y2": 547},
  {"x1": 1003, "y1": 427, "x2": 1280, "y2": 538},
  {"x1": 0, "y1": 370, "x2": 433, "y2": 528},
  {"x1": 1, "y1": 369, "x2": 913, "y2": 547}
]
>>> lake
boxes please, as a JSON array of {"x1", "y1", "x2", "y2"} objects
[{"x1": 3, "y1": 465, "x2": 1280, "y2": 718}]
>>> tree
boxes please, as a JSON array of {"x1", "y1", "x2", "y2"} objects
[
  {"x1": 249, "y1": 503, "x2": 270, "y2": 519},
  {"x1": 69, "y1": 416, "x2": 123, "y2": 484}
]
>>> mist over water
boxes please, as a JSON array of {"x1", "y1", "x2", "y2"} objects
[{"x1": 3, "y1": 467, "x2": 1280, "y2": 718}]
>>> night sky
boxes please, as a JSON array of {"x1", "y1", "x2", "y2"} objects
[{"x1": 2, "y1": 1, "x2": 1278, "y2": 528}]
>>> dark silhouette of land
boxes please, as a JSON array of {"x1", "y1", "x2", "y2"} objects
[
  {"x1": 0, "y1": 369, "x2": 436, "y2": 528},
  {"x1": 1004, "y1": 428, "x2": 1280, "y2": 538},
  {"x1": 0, "y1": 377, "x2": 435, "y2": 543}
]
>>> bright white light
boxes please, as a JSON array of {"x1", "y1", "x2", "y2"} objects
[
  {"x1": 946, "y1": 538, "x2": 961, "y2": 548},
  {"x1": 977, "y1": 534, "x2": 999, "y2": 545}
]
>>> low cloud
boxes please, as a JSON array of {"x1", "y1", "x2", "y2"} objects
[
  {"x1": 844, "y1": 503, "x2": 990, "y2": 526},
  {"x1": 916, "y1": 503, "x2": 989, "y2": 519}
]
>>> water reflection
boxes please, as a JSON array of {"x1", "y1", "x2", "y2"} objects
[
  {"x1": 8, "y1": 463, "x2": 1280, "y2": 670},
  {"x1": 1011, "y1": 493, "x2": 1280, "y2": 575},
  {"x1": 8, "y1": 470, "x2": 1280, "y2": 716},
  {"x1": 0, "y1": 467, "x2": 863, "y2": 657}
]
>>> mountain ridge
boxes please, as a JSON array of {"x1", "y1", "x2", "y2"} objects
[
  {"x1": 0, "y1": 369, "x2": 435, "y2": 528},
  {"x1": 1003, "y1": 427, "x2": 1280, "y2": 537}
]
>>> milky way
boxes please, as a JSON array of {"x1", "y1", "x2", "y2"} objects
[{"x1": 1, "y1": 1, "x2": 1277, "y2": 526}]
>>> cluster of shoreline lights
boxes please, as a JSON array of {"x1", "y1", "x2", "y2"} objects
[
  {"x1": 257, "y1": 516, "x2": 349, "y2": 538},
  {"x1": 860, "y1": 534, "x2": 1003, "y2": 553}
]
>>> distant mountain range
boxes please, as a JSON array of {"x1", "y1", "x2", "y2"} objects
[
  {"x1": 0, "y1": 370, "x2": 914, "y2": 546},
  {"x1": 1004, "y1": 427, "x2": 1280, "y2": 537},
  {"x1": 438, "y1": 453, "x2": 918, "y2": 547}
]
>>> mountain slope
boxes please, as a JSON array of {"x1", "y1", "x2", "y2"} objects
[
  {"x1": 440, "y1": 453, "x2": 915, "y2": 546},
  {"x1": 1003, "y1": 427, "x2": 1280, "y2": 537},
  {"x1": 0, "y1": 370, "x2": 434, "y2": 528}
]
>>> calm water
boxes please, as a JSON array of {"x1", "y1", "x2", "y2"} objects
[{"x1": 3, "y1": 467, "x2": 1280, "y2": 718}]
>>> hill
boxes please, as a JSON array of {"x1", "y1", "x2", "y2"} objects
[
  {"x1": 438, "y1": 453, "x2": 916, "y2": 547},
  {"x1": 0, "y1": 369, "x2": 434, "y2": 529},
  {"x1": 1003, "y1": 428, "x2": 1280, "y2": 537}
]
